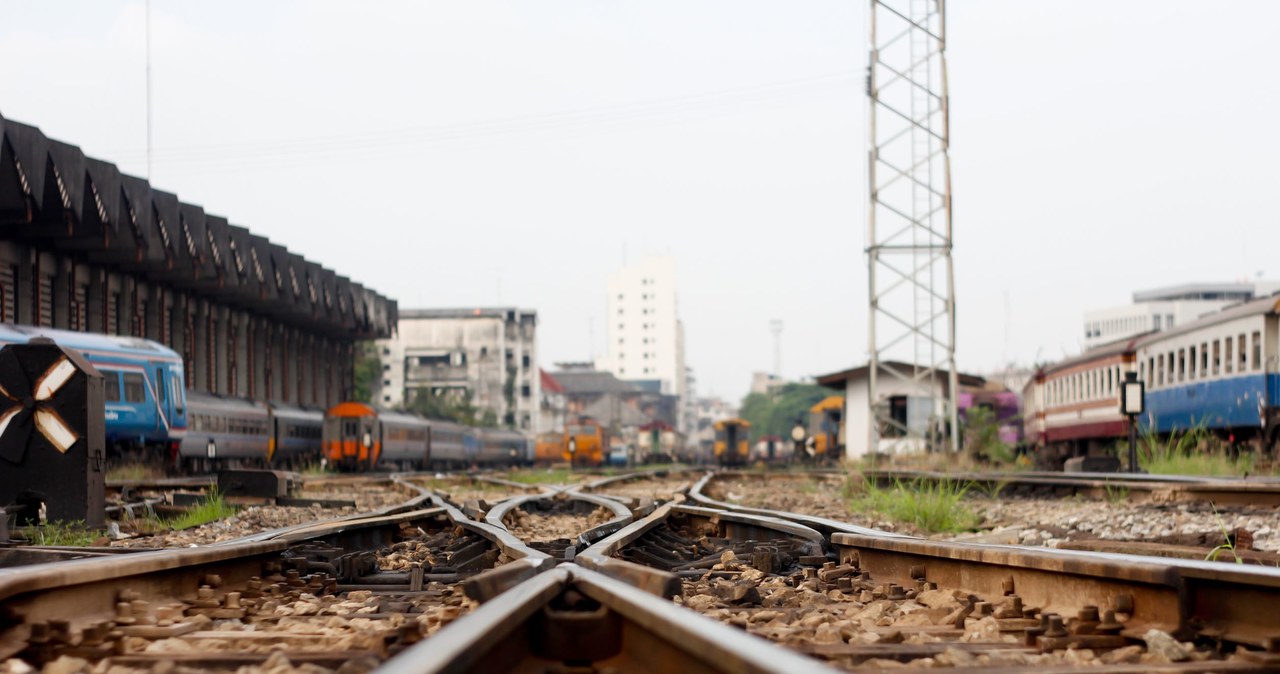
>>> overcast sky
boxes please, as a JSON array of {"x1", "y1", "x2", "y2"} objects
[{"x1": 2, "y1": 2, "x2": 1277, "y2": 402}]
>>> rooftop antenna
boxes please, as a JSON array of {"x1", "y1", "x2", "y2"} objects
[{"x1": 770, "y1": 319, "x2": 783, "y2": 379}]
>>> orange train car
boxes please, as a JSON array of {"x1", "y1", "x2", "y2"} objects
[
  {"x1": 807, "y1": 395, "x2": 845, "y2": 461},
  {"x1": 534, "y1": 431, "x2": 565, "y2": 465},
  {"x1": 563, "y1": 420, "x2": 607, "y2": 467},
  {"x1": 713, "y1": 418, "x2": 751, "y2": 466},
  {"x1": 322, "y1": 402, "x2": 383, "y2": 471}
]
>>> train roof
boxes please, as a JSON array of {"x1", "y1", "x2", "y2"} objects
[
  {"x1": 186, "y1": 390, "x2": 270, "y2": 414},
  {"x1": 0, "y1": 324, "x2": 182, "y2": 361},
  {"x1": 479, "y1": 427, "x2": 528, "y2": 440},
  {"x1": 378, "y1": 410, "x2": 431, "y2": 426},
  {"x1": 1134, "y1": 295, "x2": 1280, "y2": 348},
  {"x1": 1036, "y1": 333, "x2": 1151, "y2": 378},
  {"x1": 714, "y1": 418, "x2": 751, "y2": 429},
  {"x1": 326, "y1": 402, "x2": 378, "y2": 418}
]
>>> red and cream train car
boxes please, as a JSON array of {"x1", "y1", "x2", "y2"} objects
[{"x1": 1022, "y1": 336, "x2": 1145, "y2": 468}]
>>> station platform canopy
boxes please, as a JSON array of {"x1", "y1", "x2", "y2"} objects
[{"x1": 0, "y1": 112, "x2": 396, "y2": 340}]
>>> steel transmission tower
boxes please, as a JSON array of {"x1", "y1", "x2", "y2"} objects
[{"x1": 866, "y1": 0, "x2": 959, "y2": 454}]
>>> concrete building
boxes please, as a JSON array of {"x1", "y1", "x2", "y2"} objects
[
  {"x1": 749, "y1": 371, "x2": 787, "y2": 395},
  {"x1": 0, "y1": 114, "x2": 395, "y2": 407},
  {"x1": 377, "y1": 308, "x2": 539, "y2": 431},
  {"x1": 817, "y1": 361, "x2": 984, "y2": 459},
  {"x1": 595, "y1": 255, "x2": 688, "y2": 429},
  {"x1": 691, "y1": 396, "x2": 737, "y2": 455},
  {"x1": 1083, "y1": 281, "x2": 1280, "y2": 349},
  {"x1": 538, "y1": 369, "x2": 566, "y2": 434}
]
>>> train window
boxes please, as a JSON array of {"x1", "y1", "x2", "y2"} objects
[
  {"x1": 171, "y1": 374, "x2": 184, "y2": 414},
  {"x1": 1178, "y1": 349, "x2": 1186, "y2": 382},
  {"x1": 1212, "y1": 341, "x2": 1221, "y2": 376},
  {"x1": 1252, "y1": 332, "x2": 1262, "y2": 371},
  {"x1": 1225, "y1": 339, "x2": 1234, "y2": 374},
  {"x1": 103, "y1": 371, "x2": 122, "y2": 402},
  {"x1": 123, "y1": 373, "x2": 146, "y2": 403},
  {"x1": 1239, "y1": 335, "x2": 1248, "y2": 371},
  {"x1": 155, "y1": 370, "x2": 167, "y2": 406},
  {"x1": 1188, "y1": 346, "x2": 1197, "y2": 380},
  {"x1": 1201, "y1": 343, "x2": 1209, "y2": 378}
]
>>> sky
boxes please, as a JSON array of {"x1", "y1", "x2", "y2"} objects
[{"x1": 1, "y1": 1, "x2": 1277, "y2": 402}]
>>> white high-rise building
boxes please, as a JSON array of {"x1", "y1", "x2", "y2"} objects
[
  {"x1": 596, "y1": 256, "x2": 688, "y2": 429},
  {"x1": 1083, "y1": 281, "x2": 1280, "y2": 349}
]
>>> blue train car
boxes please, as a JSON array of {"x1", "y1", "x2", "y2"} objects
[
  {"x1": 0, "y1": 323, "x2": 187, "y2": 455},
  {"x1": 477, "y1": 428, "x2": 532, "y2": 466},
  {"x1": 1135, "y1": 295, "x2": 1280, "y2": 453}
]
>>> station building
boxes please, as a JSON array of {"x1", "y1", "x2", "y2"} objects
[
  {"x1": 817, "y1": 361, "x2": 984, "y2": 459},
  {"x1": 0, "y1": 114, "x2": 396, "y2": 407}
]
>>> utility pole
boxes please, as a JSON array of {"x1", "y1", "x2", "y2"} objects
[{"x1": 867, "y1": 0, "x2": 959, "y2": 455}]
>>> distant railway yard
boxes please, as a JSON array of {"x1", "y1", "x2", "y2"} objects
[{"x1": 1, "y1": 464, "x2": 1279, "y2": 673}]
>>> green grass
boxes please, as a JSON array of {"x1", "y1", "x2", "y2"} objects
[
  {"x1": 1104, "y1": 482, "x2": 1130, "y2": 505},
  {"x1": 162, "y1": 490, "x2": 237, "y2": 530},
  {"x1": 19, "y1": 521, "x2": 103, "y2": 547},
  {"x1": 1205, "y1": 505, "x2": 1244, "y2": 564},
  {"x1": 504, "y1": 468, "x2": 580, "y2": 484},
  {"x1": 1135, "y1": 423, "x2": 1254, "y2": 477},
  {"x1": 847, "y1": 477, "x2": 980, "y2": 534},
  {"x1": 299, "y1": 461, "x2": 336, "y2": 477},
  {"x1": 107, "y1": 462, "x2": 166, "y2": 482}
]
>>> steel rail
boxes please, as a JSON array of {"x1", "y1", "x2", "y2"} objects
[{"x1": 380, "y1": 564, "x2": 841, "y2": 674}]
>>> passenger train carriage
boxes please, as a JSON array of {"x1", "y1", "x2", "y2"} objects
[
  {"x1": 1024, "y1": 294, "x2": 1280, "y2": 466},
  {"x1": 180, "y1": 392, "x2": 324, "y2": 471},
  {"x1": 0, "y1": 323, "x2": 187, "y2": 456},
  {"x1": 1135, "y1": 295, "x2": 1280, "y2": 450},
  {"x1": 1023, "y1": 336, "x2": 1142, "y2": 467},
  {"x1": 322, "y1": 401, "x2": 527, "y2": 471}
]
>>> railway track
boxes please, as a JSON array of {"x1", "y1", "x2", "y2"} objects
[
  {"x1": 4, "y1": 467, "x2": 1280, "y2": 672},
  {"x1": 863, "y1": 468, "x2": 1280, "y2": 507}
]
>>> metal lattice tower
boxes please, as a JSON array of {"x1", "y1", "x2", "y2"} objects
[{"x1": 866, "y1": 0, "x2": 959, "y2": 454}]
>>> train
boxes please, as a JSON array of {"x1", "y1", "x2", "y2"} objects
[
  {"x1": 322, "y1": 401, "x2": 531, "y2": 471},
  {"x1": 563, "y1": 419, "x2": 607, "y2": 468},
  {"x1": 713, "y1": 418, "x2": 751, "y2": 466},
  {"x1": 0, "y1": 323, "x2": 188, "y2": 458},
  {"x1": 179, "y1": 392, "x2": 328, "y2": 472},
  {"x1": 1023, "y1": 294, "x2": 1280, "y2": 467},
  {"x1": 804, "y1": 395, "x2": 845, "y2": 461}
]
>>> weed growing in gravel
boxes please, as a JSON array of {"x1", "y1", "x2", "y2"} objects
[
  {"x1": 18, "y1": 520, "x2": 103, "y2": 547},
  {"x1": 163, "y1": 490, "x2": 237, "y2": 530},
  {"x1": 1205, "y1": 504, "x2": 1244, "y2": 564},
  {"x1": 107, "y1": 462, "x2": 165, "y2": 482},
  {"x1": 1136, "y1": 423, "x2": 1254, "y2": 477},
  {"x1": 300, "y1": 461, "x2": 335, "y2": 476},
  {"x1": 1104, "y1": 482, "x2": 1130, "y2": 505},
  {"x1": 848, "y1": 478, "x2": 980, "y2": 534}
]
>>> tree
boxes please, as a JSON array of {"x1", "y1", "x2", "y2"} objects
[
  {"x1": 352, "y1": 341, "x2": 381, "y2": 404},
  {"x1": 739, "y1": 383, "x2": 832, "y2": 440},
  {"x1": 405, "y1": 388, "x2": 487, "y2": 427}
]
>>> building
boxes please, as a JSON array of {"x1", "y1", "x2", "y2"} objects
[
  {"x1": 817, "y1": 361, "x2": 984, "y2": 459},
  {"x1": 691, "y1": 396, "x2": 737, "y2": 455},
  {"x1": 376, "y1": 308, "x2": 539, "y2": 431},
  {"x1": 0, "y1": 114, "x2": 395, "y2": 407},
  {"x1": 595, "y1": 255, "x2": 688, "y2": 429},
  {"x1": 1083, "y1": 281, "x2": 1280, "y2": 350},
  {"x1": 749, "y1": 371, "x2": 787, "y2": 395},
  {"x1": 538, "y1": 369, "x2": 566, "y2": 434}
]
